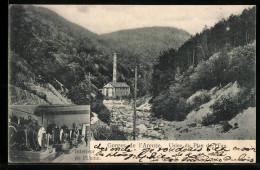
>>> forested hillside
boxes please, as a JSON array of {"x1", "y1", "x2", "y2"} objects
[
  {"x1": 101, "y1": 27, "x2": 190, "y2": 96},
  {"x1": 10, "y1": 5, "x2": 112, "y2": 89},
  {"x1": 9, "y1": 5, "x2": 114, "y2": 123},
  {"x1": 150, "y1": 7, "x2": 256, "y2": 128},
  {"x1": 101, "y1": 27, "x2": 190, "y2": 66},
  {"x1": 9, "y1": 5, "x2": 190, "y2": 124}
]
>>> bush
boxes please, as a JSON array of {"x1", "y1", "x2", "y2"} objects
[
  {"x1": 227, "y1": 42, "x2": 256, "y2": 88},
  {"x1": 92, "y1": 124, "x2": 127, "y2": 140},
  {"x1": 151, "y1": 85, "x2": 191, "y2": 121},
  {"x1": 92, "y1": 125, "x2": 111, "y2": 140},
  {"x1": 189, "y1": 52, "x2": 230, "y2": 92},
  {"x1": 109, "y1": 125, "x2": 127, "y2": 140},
  {"x1": 92, "y1": 101, "x2": 111, "y2": 124},
  {"x1": 9, "y1": 52, "x2": 36, "y2": 87},
  {"x1": 202, "y1": 86, "x2": 251, "y2": 126},
  {"x1": 186, "y1": 90, "x2": 211, "y2": 109},
  {"x1": 220, "y1": 121, "x2": 233, "y2": 132}
]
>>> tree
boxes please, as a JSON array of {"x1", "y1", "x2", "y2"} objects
[{"x1": 227, "y1": 42, "x2": 256, "y2": 88}]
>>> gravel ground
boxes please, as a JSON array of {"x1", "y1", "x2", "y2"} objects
[{"x1": 104, "y1": 100, "x2": 255, "y2": 140}]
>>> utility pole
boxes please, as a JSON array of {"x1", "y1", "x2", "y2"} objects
[
  {"x1": 85, "y1": 72, "x2": 91, "y2": 148},
  {"x1": 88, "y1": 72, "x2": 91, "y2": 105},
  {"x1": 112, "y1": 93, "x2": 114, "y2": 118},
  {"x1": 133, "y1": 66, "x2": 137, "y2": 140}
]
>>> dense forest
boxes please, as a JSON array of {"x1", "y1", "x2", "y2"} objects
[
  {"x1": 150, "y1": 7, "x2": 256, "y2": 124},
  {"x1": 101, "y1": 27, "x2": 190, "y2": 96},
  {"x1": 9, "y1": 5, "x2": 189, "y2": 123},
  {"x1": 9, "y1": 5, "x2": 113, "y2": 123}
]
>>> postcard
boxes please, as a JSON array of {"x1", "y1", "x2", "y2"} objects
[{"x1": 8, "y1": 4, "x2": 256, "y2": 163}]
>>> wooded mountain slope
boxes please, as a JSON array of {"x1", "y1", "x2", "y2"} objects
[
  {"x1": 9, "y1": 5, "x2": 190, "y2": 123},
  {"x1": 150, "y1": 7, "x2": 256, "y2": 126},
  {"x1": 101, "y1": 27, "x2": 190, "y2": 66},
  {"x1": 9, "y1": 5, "x2": 190, "y2": 98},
  {"x1": 101, "y1": 27, "x2": 190, "y2": 96},
  {"x1": 9, "y1": 5, "x2": 112, "y2": 123}
]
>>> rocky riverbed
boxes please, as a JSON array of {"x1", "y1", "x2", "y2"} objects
[
  {"x1": 103, "y1": 100, "x2": 256, "y2": 140},
  {"x1": 104, "y1": 100, "x2": 173, "y2": 140},
  {"x1": 110, "y1": 107, "x2": 167, "y2": 140}
]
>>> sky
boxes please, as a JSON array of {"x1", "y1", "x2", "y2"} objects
[{"x1": 38, "y1": 5, "x2": 254, "y2": 35}]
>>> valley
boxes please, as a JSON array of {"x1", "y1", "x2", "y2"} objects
[{"x1": 9, "y1": 5, "x2": 256, "y2": 141}]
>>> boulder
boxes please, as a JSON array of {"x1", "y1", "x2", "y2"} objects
[
  {"x1": 152, "y1": 121, "x2": 157, "y2": 125},
  {"x1": 153, "y1": 125, "x2": 159, "y2": 130},
  {"x1": 137, "y1": 134, "x2": 143, "y2": 139},
  {"x1": 136, "y1": 124, "x2": 148, "y2": 134},
  {"x1": 91, "y1": 114, "x2": 99, "y2": 125},
  {"x1": 125, "y1": 128, "x2": 133, "y2": 134},
  {"x1": 147, "y1": 130, "x2": 161, "y2": 138},
  {"x1": 179, "y1": 128, "x2": 189, "y2": 133},
  {"x1": 126, "y1": 122, "x2": 133, "y2": 128}
]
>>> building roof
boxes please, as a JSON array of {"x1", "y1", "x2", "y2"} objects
[{"x1": 104, "y1": 82, "x2": 130, "y2": 88}]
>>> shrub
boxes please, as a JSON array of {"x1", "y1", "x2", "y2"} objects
[
  {"x1": 109, "y1": 125, "x2": 127, "y2": 140},
  {"x1": 9, "y1": 52, "x2": 36, "y2": 87},
  {"x1": 227, "y1": 42, "x2": 256, "y2": 88},
  {"x1": 186, "y1": 90, "x2": 211, "y2": 109},
  {"x1": 151, "y1": 85, "x2": 191, "y2": 121},
  {"x1": 220, "y1": 121, "x2": 233, "y2": 132},
  {"x1": 92, "y1": 126, "x2": 111, "y2": 140},
  {"x1": 189, "y1": 52, "x2": 230, "y2": 92},
  {"x1": 92, "y1": 101, "x2": 111, "y2": 124},
  {"x1": 202, "y1": 86, "x2": 251, "y2": 126},
  {"x1": 92, "y1": 124, "x2": 126, "y2": 140}
]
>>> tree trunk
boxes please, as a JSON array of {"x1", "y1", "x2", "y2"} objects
[
  {"x1": 198, "y1": 44, "x2": 206, "y2": 61},
  {"x1": 192, "y1": 48, "x2": 195, "y2": 65}
]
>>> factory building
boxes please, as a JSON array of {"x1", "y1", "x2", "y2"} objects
[{"x1": 102, "y1": 53, "x2": 130, "y2": 98}]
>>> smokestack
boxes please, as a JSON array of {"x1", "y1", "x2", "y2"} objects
[{"x1": 113, "y1": 53, "x2": 117, "y2": 83}]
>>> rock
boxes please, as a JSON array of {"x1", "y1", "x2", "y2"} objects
[
  {"x1": 187, "y1": 123, "x2": 197, "y2": 127},
  {"x1": 153, "y1": 125, "x2": 159, "y2": 130},
  {"x1": 137, "y1": 134, "x2": 143, "y2": 139},
  {"x1": 147, "y1": 130, "x2": 161, "y2": 138},
  {"x1": 143, "y1": 117, "x2": 149, "y2": 121},
  {"x1": 152, "y1": 121, "x2": 157, "y2": 125},
  {"x1": 179, "y1": 128, "x2": 189, "y2": 133},
  {"x1": 27, "y1": 83, "x2": 72, "y2": 105},
  {"x1": 159, "y1": 135, "x2": 165, "y2": 139},
  {"x1": 159, "y1": 123, "x2": 164, "y2": 127},
  {"x1": 137, "y1": 111, "x2": 143, "y2": 116},
  {"x1": 176, "y1": 127, "x2": 182, "y2": 131},
  {"x1": 136, "y1": 124, "x2": 148, "y2": 134},
  {"x1": 91, "y1": 116, "x2": 99, "y2": 125},
  {"x1": 125, "y1": 128, "x2": 132, "y2": 134},
  {"x1": 9, "y1": 85, "x2": 48, "y2": 105},
  {"x1": 126, "y1": 122, "x2": 133, "y2": 128},
  {"x1": 146, "y1": 124, "x2": 152, "y2": 128}
]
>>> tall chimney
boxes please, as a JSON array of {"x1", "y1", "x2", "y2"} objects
[{"x1": 113, "y1": 53, "x2": 117, "y2": 83}]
